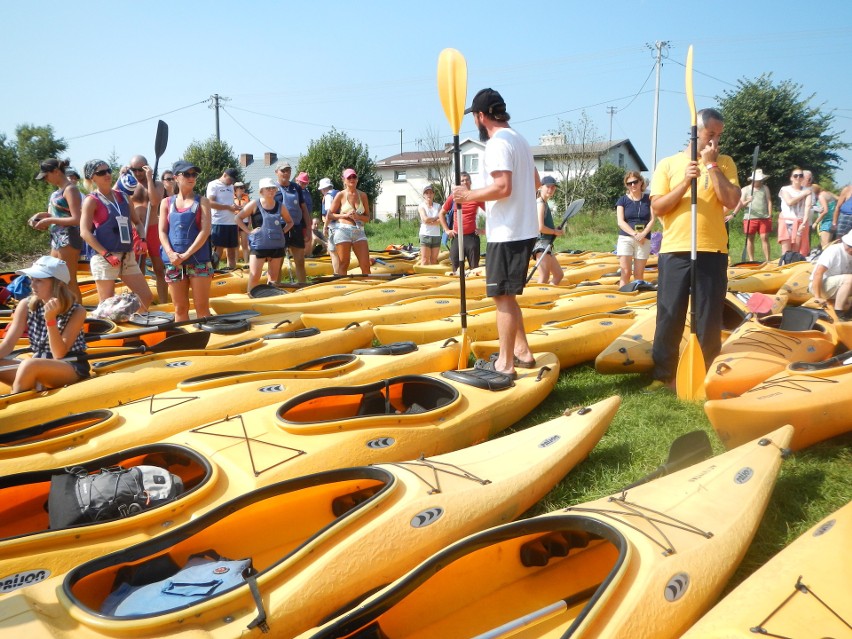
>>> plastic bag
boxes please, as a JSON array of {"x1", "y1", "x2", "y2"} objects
[{"x1": 90, "y1": 292, "x2": 142, "y2": 322}]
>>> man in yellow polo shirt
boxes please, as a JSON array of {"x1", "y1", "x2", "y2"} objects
[{"x1": 646, "y1": 108, "x2": 742, "y2": 391}]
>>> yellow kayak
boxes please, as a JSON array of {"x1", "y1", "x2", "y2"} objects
[
  {"x1": 0, "y1": 396, "x2": 620, "y2": 638},
  {"x1": 299, "y1": 425, "x2": 793, "y2": 639},
  {"x1": 683, "y1": 499, "x2": 852, "y2": 638},
  {"x1": 0, "y1": 339, "x2": 463, "y2": 474},
  {"x1": 705, "y1": 349, "x2": 852, "y2": 450},
  {"x1": 0, "y1": 323, "x2": 375, "y2": 435},
  {"x1": 704, "y1": 308, "x2": 838, "y2": 400},
  {"x1": 374, "y1": 290, "x2": 656, "y2": 345},
  {"x1": 300, "y1": 284, "x2": 569, "y2": 331},
  {"x1": 473, "y1": 310, "x2": 642, "y2": 370}
]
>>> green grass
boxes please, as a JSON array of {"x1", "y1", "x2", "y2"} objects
[{"x1": 365, "y1": 208, "x2": 851, "y2": 593}]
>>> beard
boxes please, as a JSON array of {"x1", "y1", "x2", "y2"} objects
[{"x1": 477, "y1": 120, "x2": 490, "y2": 142}]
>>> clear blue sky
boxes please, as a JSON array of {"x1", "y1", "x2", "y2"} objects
[{"x1": 3, "y1": 1, "x2": 851, "y2": 185}]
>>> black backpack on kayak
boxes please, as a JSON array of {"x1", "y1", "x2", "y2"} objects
[
  {"x1": 48, "y1": 465, "x2": 183, "y2": 529},
  {"x1": 778, "y1": 250, "x2": 807, "y2": 266}
]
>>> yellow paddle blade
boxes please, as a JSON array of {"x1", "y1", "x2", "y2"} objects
[
  {"x1": 685, "y1": 45, "x2": 696, "y2": 126},
  {"x1": 676, "y1": 334, "x2": 706, "y2": 400},
  {"x1": 458, "y1": 330, "x2": 472, "y2": 370},
  {"x1": 437, "y1": 48, "x2": 468, "y2": 136}
]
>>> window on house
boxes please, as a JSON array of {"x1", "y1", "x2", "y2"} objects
[
  {"x1": 543, "y1": 159, "x2": 554, "y2": 171},
  {"x1": 462, "y1": 154, "x2": 479, "y2": 174},
  {"x1": 618, "y1": 153, "x2": 625, "y2": 168},
  {"x1": 394, "y1": 170, "x2": 407, "y2": 182},
  {"x1": 427, "y1": 167, "x2": 440, "y2": 181}
]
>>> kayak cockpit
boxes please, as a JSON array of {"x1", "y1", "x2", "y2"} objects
[
  {"x1": 310, "y1": 514, "x2": 626, "y2": 639},
  {"x1": 277, "y1": 376, "x2": 458, "y2": 433},
  {"x1": 0, "y1": 444, "x2": 211, "y2": 543},
  {"x1": 62, "y1": 467, "x2": 395, "y2": 629}
]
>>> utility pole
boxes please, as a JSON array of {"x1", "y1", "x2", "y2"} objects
[
  {"x1": 209, "y1": 94, "x2": 230, "y2": 141},
  {"x1": 399, "y1": 129, "x2": 403, "y2": 155},
  {"x1": 646, "y1": 41, "x2": 669, "y2": 172},
  {"x1": 606, "y1": 106, "x2": 617, "y2": 143}
]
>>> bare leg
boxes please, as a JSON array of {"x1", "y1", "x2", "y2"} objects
[
  {"x1": 12, "y1": 359, "x2": 81, "y2": 393},
  {"x1": 226, "y1": 247, "x2": 238, "y2": 269},
  {"x1": 248, "y1": 256, "x2": 263, "y2": 291},
  {"x1": 352, "y1": 240, "x2": 371, "y2": 275},
  {"x1": 834, "y1": 274, "x2": 852, "y2": 312},
  {"x1": 169, "y1": 278, "x2": 191, "y2": 322},
  {"x1": 149, "y1": 251, "x2": 169, "y2": 304},
  {"x1": 266, "y1": 258, "x2": 283, "y2": 284},
  {"x1": 618, "y1": 256, "x2": 632, "y2": 288},
  {"x1": 745, "y1": 235, "x2": 755, "y2": 261},
  {"x1": 336, "y1": 242, "x2": 352, "y2": 274},
  {"x1": 290, "y1": 246, "x2": 307, "y2": 283},
  {"x1": 493, "y1": 294, "x2": 532, "y2": 375},
  {"x1": 53, "y1": 245, "x2": 82, "y2": 303},
  {"x1": 95, "y1": 280, "x2": 117, "y2": 304},
  {"x1": 189, "y1": 276, "x2": 211, "y2": 319},
  {"x1": 760, "y1": 233, "x2": 771, "y2": 262},
  {"x1": 633, "y1": 258, "x2": 648, "y2": 282}
]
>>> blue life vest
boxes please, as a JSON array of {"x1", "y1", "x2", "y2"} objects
[
  {"x1": 90, "y1": 192, "x2": 133, "y2": 253},
  {"x1": 276, "y1": 183, "x2": 303, "y2": 225},
  {"x1": 248, "y1": 199, "x2": 286, "y2": 251},
  {"x1": 161, "y1": 195, "x2": 211, "y2": 264},
  {"x1": 322, "y1": 189, "x2": 339, "y2": 218}
]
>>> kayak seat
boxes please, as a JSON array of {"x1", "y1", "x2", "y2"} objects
[
  {"x1": 353, "y1": 342, "x2": 418, "y2": 356},
  {"x1": 779, "y1": 306, "x2": 820, "y2": 332},
  {"x1": 286, "y1": 354, "x2": 358, "y2": 371},
  {"x1": 790, "y1": 349, "x2": 852, "y2": 372},
  {"x1": 441, "y1": 368, "x2": 515, "y2": 391},
  {"x1": 249, "y1": 284, "x2": 284, "y2": 298},
  {"x1": 520, "y1": 531, "x2": 594, "y2": 567},
  {"x1": 331, "y1": 485, "x2": 383, "y2": 517},
  {"x1": 357, "y1": 391, "x2": 389, "y2": 416}
]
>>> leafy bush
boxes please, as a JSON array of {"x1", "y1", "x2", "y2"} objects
[{"x1": 0, "y1": 186, "x2": 51, "y2": 266}]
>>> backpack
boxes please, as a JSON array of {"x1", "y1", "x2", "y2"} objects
[
  {"x1": 778, "y1": 250, "x2": 807, "y2": 266},
  {"x1": 48, "y1": 465, "x2": 184, "y2": 529}
]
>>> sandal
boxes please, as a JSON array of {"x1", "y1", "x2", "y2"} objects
[
  {"x1": 474, "y1": 358, "x2": 517, "y2": 380},
  {"x1": 488, "y1": 352, "x2": 536, "y2": 369}
]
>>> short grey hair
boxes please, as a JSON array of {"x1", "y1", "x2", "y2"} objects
[{"x1": 697, "y1": 108, "x2": 724, "y2": 132}]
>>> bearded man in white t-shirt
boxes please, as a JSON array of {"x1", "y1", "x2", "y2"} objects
[
  {"x1": 452, "y1": 88, "x2": 540, "y2": 379},
  {"x1": 206, "y1": 168, "x2": 241, "y2": 268}
]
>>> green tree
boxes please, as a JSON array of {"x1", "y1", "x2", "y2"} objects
[
  {"x1": 557, "y1": 162, "x2": 624, "y2": 214},
  {"x1": 14, "y1": 124, "x2": 67, "y2": 184},
  {"x1": 182, "y1": 137, "x2": 244, "y2": 194},
  {"x1": 297, "y1": 129, "x2": 381, "y2": 216},
  {"x1": 0, "y1": 134, "x2": 18, "y2": 188},
  {"x1": 717, "y1": 74, "x2": 848, "y2": 191}
]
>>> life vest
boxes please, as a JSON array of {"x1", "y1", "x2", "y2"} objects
[
  {"x1": 161, "y1": 195, "x2": 210, "y2": 264},
  {"x1": 248, "y1": 199, "x2": 286, "y2": 251},
  {"x1": 88, "y1": 191, "x2": 133, "y2": 253}
]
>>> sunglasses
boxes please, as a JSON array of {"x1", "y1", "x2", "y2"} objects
[
  {"x1": 93, "y1": 168, "x2": 112, "y2": 176},
  {"x1": 181, "y1": 172, "x2": 199, "y2": 179},
  {"x1": 626, "y1": 180, "x2": 640, "y2": 186},
  {"x1": 792, "y1": 173, "x2": 804, "y2": 178},
  {"x1": 345, "y1": 175, "x2": 358, "y2": 180},
  {"x1": 129, "y1": 167, "x2": 145, "y2": 174},
  {"x1": 163, "y1": 177, "x2": 175, "y2": 182}
]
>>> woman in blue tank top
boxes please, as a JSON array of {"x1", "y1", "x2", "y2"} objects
[
  {"x1": 158, "y1": 161, "x2": 213, "y2": 321},
  {"x1": 236, "y1": 177, "x2": 294, "y2": 292}
]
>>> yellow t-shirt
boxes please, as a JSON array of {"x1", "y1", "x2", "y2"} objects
[{"x1": 651, "y1": 151, "x2": 739, "y2": 253}]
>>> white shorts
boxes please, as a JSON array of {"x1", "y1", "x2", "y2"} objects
[
  {"x1": 616, "y1": 235, "x2": 651, "y2": 260},
  {"x1": 811, "y1": 274, "x2": 851, "y2": 300},
  {"x1": 90, "y1": 252, "x2": 143, "y2": 280}
]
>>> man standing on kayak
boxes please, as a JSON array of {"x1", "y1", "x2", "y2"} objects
[
  {"x1": 646, "y1": 108, "x2": 741, "y2": 392},
  {"x1": 453, "y1": 88, "x2": 539, "y2": 378}
]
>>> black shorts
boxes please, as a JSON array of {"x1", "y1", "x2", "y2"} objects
[
  {"x1": 486, "y1": 238, "x2": 535, "y2": 297},
  {"x1": 211, "y1": 224, "x2": 239, "y2": 248},
  {"x1": 251, "y1": 248, "x2": 286, "y2": 259},
  {"x1": 286, "y1": 221, "x2": 306, "y2": 249}
]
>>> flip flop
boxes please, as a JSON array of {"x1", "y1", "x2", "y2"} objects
[
  {"x1": 488, "y1": 352, "x2": 536, "y2": 369},
  {"x1": 474, "y1": 358, "x2": 517, "y2": 380}
]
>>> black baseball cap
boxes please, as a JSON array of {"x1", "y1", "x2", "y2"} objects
[
  {"x1": 464, "y1": 88, "x2": 506, "y2": 115},
  {"x1": 223, "y1": 168, "x2": 239, "y2": 179}
]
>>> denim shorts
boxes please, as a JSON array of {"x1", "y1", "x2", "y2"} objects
[{"x1": 334, "y1": 224, "x2": 367, "y2": 244}]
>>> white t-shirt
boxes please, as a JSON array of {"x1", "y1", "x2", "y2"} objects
[
  {"x1": 418, "y1": 202, "x2": 442, "y2": 237},
  {"x1": 206, "y1": 179, "x2": 236, "y2": 226},
  {"x1": 483, "y1": 128, "x2": 538, "y2": 242},
  {"x1": 779, "y1": 185, "x2": 809, "y2": 222},
  {"x1": 810, "y1": 242, "x2": 852, "y2": 283}
]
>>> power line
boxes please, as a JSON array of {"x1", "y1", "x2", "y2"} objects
[
  {"x1": 66, "y1": 100, "x2": 209, "y2": 140},
  {"x1": 220, "y1": 106, "x2": 275, "y2": 151},
  {"x1": 227, "y1": 104, "x2": 399, "y2": 134}
]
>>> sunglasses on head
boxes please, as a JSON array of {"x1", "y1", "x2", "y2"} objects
[
  {"x1": 94, "y1": 168, "x2": 112, "y2": 176},
  {"x1": 792, "y1": 173, "x2": 804, "y2": 178},
  {"x1": 626, "y1": 179, "x2": 640, "y2": 186}
]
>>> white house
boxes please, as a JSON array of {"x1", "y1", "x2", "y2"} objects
[
  {"x1": 373, "y1": 136, "x2": 647, "y2": 221},
  {"x1": 373, "y1": 151, "x2": 451, "y2": 222}
]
